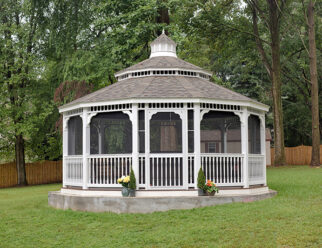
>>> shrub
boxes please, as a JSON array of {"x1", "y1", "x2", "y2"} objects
[
  {"x1": 129, "y1": 168, "x2": 136, "y2": 190},
  {"x1": 197, "y1": 168, "x2": 206, "y2": 189}
]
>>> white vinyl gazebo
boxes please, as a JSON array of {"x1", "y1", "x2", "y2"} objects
[{"x1": 59, "y1": 32, "x2": 269, "y2": 195}]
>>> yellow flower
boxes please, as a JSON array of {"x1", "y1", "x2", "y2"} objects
[
  {"x1": 117, "y1": 178, "x2": 122, "y2": 183},
  {"x1": 123, "y1": 176, "x2": 130, "y2": 183}
]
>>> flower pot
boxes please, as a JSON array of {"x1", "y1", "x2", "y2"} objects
[
  {"x1": 129, "y1": 189, "x2": 136, "y2": 197},
  {"x1": 122, "y1": 187, "x2": 129, "y2": 197},
  {"x1": 198, "y1": 188, "x2": 206, "y2": 196},
  {"x1": 206, "y1": 191, "x2": 216, "y2": 196}
]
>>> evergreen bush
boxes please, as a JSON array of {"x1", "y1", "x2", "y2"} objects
[
  {"x1": 197, "y1": 168, "x2": 206, "y2": 189},
  {"x1": 129, "y1": 168, "x2": 136, "y2": 190}
]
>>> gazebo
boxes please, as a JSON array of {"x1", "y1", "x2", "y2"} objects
[{"x1": 58, "y1": 32, "x2": 269, "y2": 197}]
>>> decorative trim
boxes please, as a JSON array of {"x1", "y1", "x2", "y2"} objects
[
  {"x1": 59, "y1": 98, "x2": 269, "y2": 114},
  {"x1": 147, "y1": 109, "x2": 184, "y2": 121},
  {"x1": 200, "y1": 110, "x2": 210, "y2": 120},
  {"x1": 65, "y1": 108, "x2": 83, "y2": 116},
  {"x1": 63, "y1": 116, "x2": 71, "y2": 131},
  {"x1": 115, "y1": 69, "x2": 212, "y2": 81},
  {"x1": 201, "y1": 102, "x2": 241, "y2": 111},
  {"x1": 259, "y1": 115, "x2": 265, "y2": 128},
  {"x1": 233, "y1": 111, "x2": 243, "y2": 122},
  {"x1": 86, "y1": 113, "x2": 98, "y2": 127},
  {"x1": 90, "y1": 103, "x2": 132, "y2": 112},
  {"x1": 122, "y1": 110, "x2": 133, "y2": 122}
]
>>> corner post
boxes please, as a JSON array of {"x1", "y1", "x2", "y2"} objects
[
  {"x1": 182, "y1": 104, "x2": 188, "y2": 189},
  {"x1": 132, "y1": 103, "x2": 139, "y2": 189},
  {"x1": 62, "y1": 114, "x2": 69, "y2": 188},
  {"x1": 82, "y1": 108, "x2": 89, "y2": 189},
  {"x1": 260, "y1": 114, "x2": 267, "y2": 186},
  {"x1": 145, "y1": 108, "x2": 150, "y2": 189},
  {"x1": 194, "y1": 103, "x2": 201, "y2": 188},
  {"x1": 241, "y1": 107, "x2": 249, "y2": 188}
]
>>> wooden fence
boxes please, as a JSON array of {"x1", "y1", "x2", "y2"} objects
[
  {"x1": 0, "y1": 160, "x2": 62, "y2": 188},
  {"x1": 271, "y1": 145, "x2": 322, "y2": 165}
]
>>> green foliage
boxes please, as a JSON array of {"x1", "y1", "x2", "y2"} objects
[
  {"x1": 197, "y1": 167, "x2": 206, "y2": 189},
  {"x1": 129, "y1": 168, "x2": 137, "y2": 190},
  {"x1": 173, "y1": 0, "x2": 321, "y2": 147},
  {"x1": 0, "y1": 0, "x2": 320, "y2": 163}
]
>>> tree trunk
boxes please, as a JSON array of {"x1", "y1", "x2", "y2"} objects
[
  {"x1": 15, "y1": 134, "x2": 27, "y2": 185},
  {"x1": 307, "y1": 1, "x2": 320, "y2": 167},
  {"x1": 268, "y1": 0, "x2": 286, "y2": 166},
  {"x1": 156, "y1": 0, "x2": 170, "y2": 35}
]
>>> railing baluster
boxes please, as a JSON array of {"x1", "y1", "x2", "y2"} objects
[
  {"x1": 99, "y1": 158, "x2": 102, "y2": 184},
  {"x1": 161, "y1": 158, "x2": 164, "y2": 187},
  {"x1": 165, "y1": 157, "x2": 168, "y2": 186},
  {"x1": 174, "y1": 158, "x2": 177, "y2": 186}
]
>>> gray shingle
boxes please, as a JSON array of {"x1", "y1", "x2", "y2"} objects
[
  {"x1": 115, "y1": 56, "x2": 211, "y2": 75},
  {"x1": 62, "y1": 76, "x2": 257, "y2": 108}
]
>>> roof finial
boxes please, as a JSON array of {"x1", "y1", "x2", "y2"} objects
[{"x1": 162, "y1": 28, "x2": 165, "y2": 35}]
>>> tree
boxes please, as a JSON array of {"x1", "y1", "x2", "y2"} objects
[
  {"x1": 0, "y1": 0, "x2": 52, "y2": 184},
  {"x1": 246, "y1": 0, "x2": 287, "y2": 166},
  {"x1": 306, "y1": 0, "x2": 320, "y2": 166}
]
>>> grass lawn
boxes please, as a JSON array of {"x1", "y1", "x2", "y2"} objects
[{"x1": 0, "y1": 166, "x2": 321, "y2": 248}]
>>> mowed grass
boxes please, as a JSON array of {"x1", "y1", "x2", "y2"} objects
[{"x1": 0, "y1": 166, "x2": 321, "y2": 248}]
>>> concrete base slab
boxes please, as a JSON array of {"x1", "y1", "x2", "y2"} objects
[{"x1": 48, "y1": 188, "x2": 277, "y2": 214}]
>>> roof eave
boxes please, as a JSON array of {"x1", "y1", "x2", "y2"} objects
[
  {"x1": 59, "y1": 97, "x2": 269, "y2": 113},
  {"x1": 114, "y1": 68, "x2": 213, "y2": 78}
]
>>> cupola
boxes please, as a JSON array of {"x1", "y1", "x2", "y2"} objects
[{"x1": 150, "y1": 30, "x2": 177, "y2": 58}]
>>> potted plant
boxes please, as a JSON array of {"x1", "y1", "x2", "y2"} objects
[
  {"x1": 203, "y1": 180, "x2": 219, "y2": 196},
  {"x1": 128, "y1": 168, "x2": 136, "y2": 197},
  {"x1": 117, "y1": 175, "x2": 130, "y2": 197},
  {"x1": 197, "y1": 168, "x2": 206, "y2": 196}
]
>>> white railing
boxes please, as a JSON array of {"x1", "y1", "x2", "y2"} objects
[
  {"x1": 248, "y1": 154, "x2": 265, "y2": 185},
  {"x1": 64, "y1": 156, "x2": 83, "y2": 186},
  {"x1": 149, "y1": 154, "x2": 184, "y2": 188},
  {"x1": 88, "y1": 154, "x2": 132, "y2": 187},
  {"x1": 201, "y1": 153, "x2": 244, "y2": 186},
  {"x1": 138, "y1": 155, "x2": 146, "y2": 188},
  {"x1": 188, "y1": 155, "x2": 194, "y2": 187},
  {"x1": 64, "y1": 153, "x2": 263, "y2": 189}
]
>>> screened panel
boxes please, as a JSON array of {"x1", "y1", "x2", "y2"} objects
[
  {"x1": 68, "y1": 116, "x2": 83, "y2": 155},
  {"x1": 139, "y1": 110, "x2": 145, "y2": 153},
  {"x1": 188, "y1": 110, "x2": 194, "y2": 153},
  {"x1": 150, "y1": 112, "x2": 182, "y2": 153},
  {"x1": 90, "y1": 112, "x2": 132, "y2": 154},
  {"x1": 201, "y1": 111, "x2": 241, "y2": 153},
  {"x1": 248, "y1": 115, "x2": 261, "y2": 154}
]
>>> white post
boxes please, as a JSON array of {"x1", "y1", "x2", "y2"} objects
[
  {"x1": 241, "y1": 107, "x2": 249, "y2": 188},
  {"x1": 82, "y1": 108, "x2": 89, "y2": 189},
  {"x1": 145, "y1": 109, "x2": 150, "y2": 189},
  {"x1": 260, "y1": 114, "x2": 266, "y2": 186},
  {"x1": 194, "y1": 103, "x2": 201, "y2": 188},
  {"x1": 182, "y1": 104, "x2": 188, "y2": 189},
  {"x1": 132, "y1": 104, "x2": 139, "y2": 189},
  {"x1": 62, "y1": 115, "x2": 69, "y2": 188}
]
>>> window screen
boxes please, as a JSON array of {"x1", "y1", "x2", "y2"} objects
[
  {"x1": 201, "y1": 111, "x2": 241, "y2": 153},
  {"x1": 248, "y1": 115, "x2": 261, "y2": 154},
  {"x1": 90, "y1": 112, "x2": 132, "y2": 154},
  {"x1": 188, "y1": 110, "x2": 194, "y2": 153},
  {"x1": 68, "y1": 116, "x2": 83, "y2": 155},
  {"x1": 139, "y1": 110, "x2": 145, "y2": 153},
  {"x1": 150, "y1": 112, "x2": 182, "y2": 153}
]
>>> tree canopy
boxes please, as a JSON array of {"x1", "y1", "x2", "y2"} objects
[{"x1": 0, "y1": 0, "x2": 320, "y2": 169}]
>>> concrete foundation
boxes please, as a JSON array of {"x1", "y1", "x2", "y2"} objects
[{"x1": 48, "y1": 188, "x2": 277, "y2": 214}]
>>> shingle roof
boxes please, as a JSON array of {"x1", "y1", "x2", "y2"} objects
[
  {"x1": 62, "y1": 76, "x2": 257, "y2": 108},
  {"x1": 115, "y1": 56, "x2": 211, "y2": 75}
]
